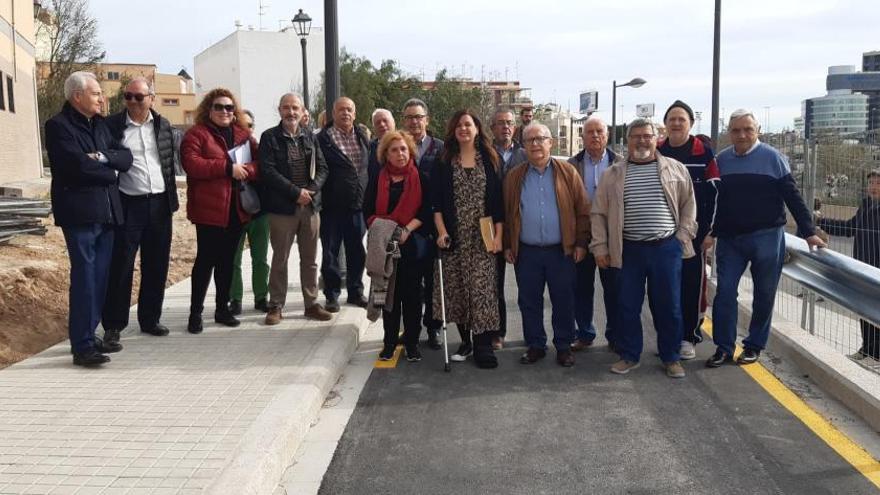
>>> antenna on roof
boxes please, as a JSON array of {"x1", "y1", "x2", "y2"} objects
[{"x1": 258, "y1": 0, "x2": 271, "y2": 31}]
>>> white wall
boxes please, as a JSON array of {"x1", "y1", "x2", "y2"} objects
[{"x1": 194, "y1": 28, "x2": 325, "y2": 137}]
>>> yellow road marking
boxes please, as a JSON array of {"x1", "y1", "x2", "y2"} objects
[
  {"x1": 703, "y1": 318, "x2": 880, "y2": 487},
  {"x1": 374, "y1": 345, "x2": 403, "y2": 368}
]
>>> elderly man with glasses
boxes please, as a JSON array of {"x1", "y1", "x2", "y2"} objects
[
  {"x1": 591, "y1": 118, "x2": 697, "y2": 378},
  {"x1": 503, "y1": 123, "x2": 591, "y2": 367},
  {"x1": 45, "y1": 71, "x2": 133, "y2": 367}
]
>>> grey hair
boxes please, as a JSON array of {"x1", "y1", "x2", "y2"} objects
[
  {"x1": 64, "y1": 71, "x2": 98, "y2": 100},
  {"x1": 278, "y1": 92, "x2": 303, "y2": 107},
  {"x1": 371, "y1": 108, "x2": 393, "y2": 122},
  {"x1": 522, "y1": 122, "x2": 552, "y2": 138},
  {"x1": 242, "y1": 109, "x2": 255, "y2": 122},
  {"x1": 627, "y1": 118, "x2": 656, "y2": 137},
  {"x1": 728, "y1": 108, "x2": 760, "y2": 128},
  {"x1": 403, "y1": 97, "x2": 428, "y2": 114},
  {"x1": 127, "y1": 76, "x2": 155, "y2": 95},
  {"x1": 583, "y1": 115, "x2": 607, "y2": 132},
  {"x1": 492, "y1": 107, "x2": 515, "y2": 124}
]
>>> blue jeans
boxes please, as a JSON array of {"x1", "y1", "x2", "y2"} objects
[
  {"x1": 319, "y1": 209, "x2": 366, "y2": 300},
  {"x1": 514, "y1": 244, "x2": 576, "y2": 352},
  {"x1": 617, "y1": 237, "x2": 683, "y2": 363},
  {"x1": 574, "y1": 253, "x2": 620, "y2": 345},
  {"x1": 63, "y1": 223, "x2": 115, "y2": 354},
  {"x1": 712, "y1": 227, "x2": 785, "y2": 355}
]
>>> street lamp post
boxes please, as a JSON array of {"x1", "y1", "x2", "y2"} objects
[
  {"x1": 610, "y1": 77, "x2": 646, "y2": 148},
  {"x1": 292, "y1": 8, "x2": 312, "y2": 109}
]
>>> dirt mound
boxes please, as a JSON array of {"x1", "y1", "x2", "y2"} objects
[{"x1": 0, "y1": 187, "x2": 196, "y2": 368}]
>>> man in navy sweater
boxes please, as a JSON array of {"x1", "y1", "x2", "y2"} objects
[{"x1": 707, "y1": 109, "x2": 825, "y2": 367}]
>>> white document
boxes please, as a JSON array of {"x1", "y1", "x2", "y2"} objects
[{"x1": 227, "y1": 143, "x2": 251, "y2": 164}]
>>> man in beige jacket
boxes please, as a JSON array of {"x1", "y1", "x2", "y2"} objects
[{"x1": 591, "y1": 118, "x2": 696, "y2": 378}]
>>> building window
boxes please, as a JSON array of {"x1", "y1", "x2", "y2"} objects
[
  {"x1": 107, "y1": 71, "x2": 121, "y2": 81},
  {"x1": 162, "y1": 98, "x2": 179, "y2": 106},
  {"x1": 6, "y1": 76, "x2": 13, "y2": 113},
  {"x1": 0, "y1": 72, "x2": 5, "y2": 111}
]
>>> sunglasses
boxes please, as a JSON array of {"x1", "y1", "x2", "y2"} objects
[
  {"x1": 212, "y1": 103, "x2": 236, "y2": 113},
  {"x1": 123, "y1": 92, "x2": 151, "y2": 102}
]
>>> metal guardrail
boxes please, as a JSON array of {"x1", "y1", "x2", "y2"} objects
[{"x1": 782, "y1": 232, "x2": 880, "y2": 333}]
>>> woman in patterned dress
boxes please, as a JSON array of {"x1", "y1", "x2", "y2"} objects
[{"x1": 431, "y1": 109, "x2": 504, "y2": 369}]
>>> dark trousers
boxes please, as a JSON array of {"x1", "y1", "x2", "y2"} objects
[
  {"x1": 319, "y1": 209, "x2": 366, "y2": 300},
  {"x1": 62, "y1": 223, "x2": 114, "y2": 354},
  {"x1": 514, "y1": 244, "x2": 576, "y2": 352},
  {"x1": 495, "y1": 254, "x2": 508, "y2": 338},
  {"x1": 617, "y1": 237, "x2": 683, "y2": 363},
  {"x1": 681, "y1": 238, "x2": 708, "y2": 344},
  {"x1": 102, "y1": 193, "x2": 172, "y2": 331},
  {"x1": 861, "y1": 319, "x2": 880, "y2": 359},
  {"x1": 421, "y1": 255, "x2": 442, "y2": 331},
  {"x1": 190, "y1": 223, "x2": 243, "y2": 314},
  {"x1": 383, "y1": 256, "x2": 424, "y2": 348},
  {"x1": 574, "y1": 253, "x2": 620, "y2": 345}
]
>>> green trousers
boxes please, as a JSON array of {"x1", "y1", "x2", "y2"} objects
[{"x1": 231, "y1": 214, "x2": 270, "y2": 303}]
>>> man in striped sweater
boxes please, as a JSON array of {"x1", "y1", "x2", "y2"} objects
[{"x1": 591, "y1": 118, "x2": 697, "y2": 378}]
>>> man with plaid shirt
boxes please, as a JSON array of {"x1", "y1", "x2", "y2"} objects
[{"x1": 317, "y1": 97, "x2": 371, "y2": 312}]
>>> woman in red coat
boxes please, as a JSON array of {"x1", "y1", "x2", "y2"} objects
[{"x1": 181, "y1": 88, "x2": 258, "y2": 333}]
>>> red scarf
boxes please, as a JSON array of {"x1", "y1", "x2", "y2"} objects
[{"x1": 369, "y1": 158, "x2": 422, "y2": 227}]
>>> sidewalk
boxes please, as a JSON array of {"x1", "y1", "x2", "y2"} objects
[{"x1": 0, "y1": 245, "x2": 370, "y2": 495}]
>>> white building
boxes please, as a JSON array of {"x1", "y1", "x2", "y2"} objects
[
  {"x1": 536, "y1": 103, "x2": 587, "y2": 156},
  {"x1": 194, "y1": 27, "x2": 325, "y2": 137}
]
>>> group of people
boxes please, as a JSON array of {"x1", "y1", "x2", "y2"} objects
[{"x1": 49, "y1": 70, "x2": 843, "y2": 376}]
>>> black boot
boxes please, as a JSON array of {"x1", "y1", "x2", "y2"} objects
[
  {"x1": 214, "y1": 308, "x2": 241, "y2": 327},
  {"x1": 473, "y1": 332, "x2": 498, "y2": 369},
  {"x1": 188, "y1": 313, "x2": 203, "y2": 334}
]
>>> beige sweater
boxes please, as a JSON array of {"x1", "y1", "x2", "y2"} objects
[{"x1": 590, "y1": 153, "x2": 697, "y2": 268}]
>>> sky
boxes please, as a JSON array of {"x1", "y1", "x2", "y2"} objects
[{"x1": 87, "y1": 0, "x2": 878, "y2": 132}]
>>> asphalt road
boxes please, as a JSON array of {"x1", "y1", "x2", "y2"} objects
[{"x1": 318, "y1": 265, "x2": 878, "y2": 495}]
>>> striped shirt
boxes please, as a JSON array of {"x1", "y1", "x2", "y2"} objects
[{"x1": 623, "y1": 161, "x2": 676, "y2": 241}]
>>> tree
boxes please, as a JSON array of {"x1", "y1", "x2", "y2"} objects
[
  {"x1": 313, "y1": 50, "x2": 490, "y2": 137},
  {"x1": 36, "y1": 0, "x2": 105, "y2": 130}
]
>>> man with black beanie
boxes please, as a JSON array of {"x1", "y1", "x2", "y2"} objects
[{"x1": 657, "y1": 100, "x2": 720, "y2": 360}]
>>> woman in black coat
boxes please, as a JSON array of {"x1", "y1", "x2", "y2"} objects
[{"x1": 818, "y1": 170, "x2": 880, "y2": 359}]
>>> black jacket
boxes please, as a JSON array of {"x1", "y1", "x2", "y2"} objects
[
  {"x1": 105, "y1": 109, "x2": 180, "y2": 213},
  {"x1": 818, "y1": 198, "x2": 880, "y2": 267},
  {"x1": 258, "y1": 123, "x2": 328, "y2": 214},
  {"x1": 430, "y1": 149, "x2": 504, "y2": 251},
  {"x1": 46, "y1": 102, "x2": 133, "y2": 227},
  {"x1": 317, "y1": 124, "x2": 370, "y2": 212}
]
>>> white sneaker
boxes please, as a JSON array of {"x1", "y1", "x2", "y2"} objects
[
  {"x1": 679, "y1": 341, "x2": 696, "y2": 360},
  {"x1": 450, "y1": 343, "x2": 472, "y2": 362}
]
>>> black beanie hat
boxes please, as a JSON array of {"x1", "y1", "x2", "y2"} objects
[{"x1": 664, "y1": 100, "x2": 695, "y2": 124}]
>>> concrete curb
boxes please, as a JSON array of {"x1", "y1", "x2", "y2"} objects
[
  {"x1": 205, "y1": 309, "x2": 369, "y2": 495},
  {"x1": 708, "y1": 281, "x2": 880, "y2": 432}
]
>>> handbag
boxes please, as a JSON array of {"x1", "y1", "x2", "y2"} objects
[{"x1": 239, "y1": 181, "x2": 261, "y2": 214}]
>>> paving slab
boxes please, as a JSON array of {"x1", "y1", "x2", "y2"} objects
[{"x1": 0, "y1": 245, "x2": 368, "y2": 495}]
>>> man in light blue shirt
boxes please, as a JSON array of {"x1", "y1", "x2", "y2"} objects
[{"x1": 568, "y1": 116, "x2": 622, "y2": 351}]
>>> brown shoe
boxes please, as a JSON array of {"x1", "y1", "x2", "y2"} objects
[
  {"x1": 570, "y1": 338, "x2": 593, "y2": 352},
  {"x1": 519, "y1": 348, "x2": 546, "y2": 364},
  {"x1": 556, "y1": 350, "x2": 575, "y2": 367},
  {"x1": 304, "y1": 304, "x2": 333, "y2": 321},
  {"x1": 265, "y1": 307, "x2": 282, "y2": 325}
]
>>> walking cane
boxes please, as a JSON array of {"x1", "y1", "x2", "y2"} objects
[{"x1": 438, "y1": 254, "x2": 451, "y2": 373}]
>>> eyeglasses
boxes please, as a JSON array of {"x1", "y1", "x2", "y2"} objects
[
  {"x1": 123, "y1": 92, "x2": 151, "y2": 102},
  {"x1": 525, "y1": 136, "x2": 551, "y2": 145},
  {"x1": 494, "y1": 120, "x2": 515, "y2": 127},
  {"x1": 629, "y1": 134, "x2": 656, "y2": 141},
  {"x1": 212, "y1": 103, "x2": 235, "y2": 113},
  {"x1": 404, "y1": 114, "x2": 426, "y2": 121}
]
